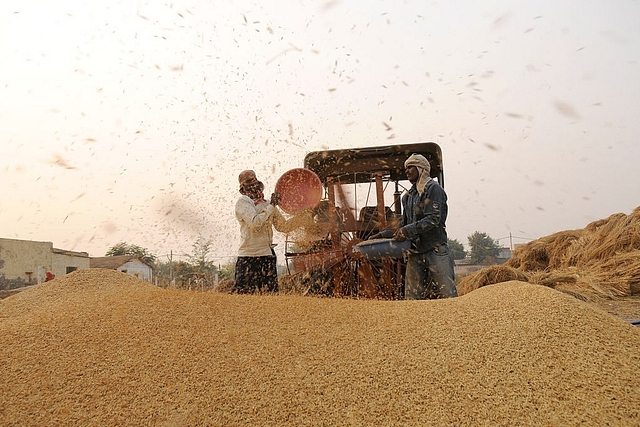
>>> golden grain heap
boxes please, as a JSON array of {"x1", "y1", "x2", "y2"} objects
[
  {"x1": 1, "y1": 267, "x2": 639, "y2": 426},
  {"x1": 457, "y1": 206, "x2": 640, "y2": 301}
]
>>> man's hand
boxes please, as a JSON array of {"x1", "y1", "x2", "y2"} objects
[
  {"x1": 367, "y1": 233, "x2": 382, "y2": 240},
  {"x1": 270, "y1": 192, "x2": 282, "y2": 206},
  {"x1": 393, "y1": 227, "x2": 408, "y2": 242}
]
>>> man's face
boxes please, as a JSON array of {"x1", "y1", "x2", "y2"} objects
[
  {"x1": 246, "y1": 181, "x2": 260, "y2": 191},
  {"x1": 243, "y1": 180, "x2": 263, "y2": 197},
  {"x1": 405, "y1": 165, "x2": 419, "y2": 184}
]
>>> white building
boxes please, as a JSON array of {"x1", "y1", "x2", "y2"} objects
[
  {"x1": 89, "y1": 255, "x2": 154, "y2": 282},
  {"x1": 0, "y1": 237, "x2": 89, "y2": 289}
]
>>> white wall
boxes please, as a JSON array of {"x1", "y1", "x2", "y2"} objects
[{"x1": 118, "y1": 259, "x2": 153, "y2": 282}]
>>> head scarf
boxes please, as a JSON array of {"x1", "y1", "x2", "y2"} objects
[
  {"x1": 404, "y1": 153, "x2": 432, "y2": 195},
  {"x1": 238, "y1": 170, "x2": 259, "y2": 189}
]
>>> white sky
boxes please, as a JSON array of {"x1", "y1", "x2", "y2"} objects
[{"x1": 2, "y1": 0, "x2": 639, "y2": 263}]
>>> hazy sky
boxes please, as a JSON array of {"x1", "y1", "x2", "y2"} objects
[{"x1": 2, "y1": 0, "x2": 639, "y2": 263}]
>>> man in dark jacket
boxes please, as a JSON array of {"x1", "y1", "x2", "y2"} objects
[{"x1": 373, "y1": 153, "x2": 458, "y2": 299}]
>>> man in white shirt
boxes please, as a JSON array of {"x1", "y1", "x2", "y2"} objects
[{"x1": 234, "y1": 170, "x2": 291, "y2": 294}]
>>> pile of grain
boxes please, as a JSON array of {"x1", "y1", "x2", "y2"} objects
[
  {"x1": 458, "y1": 206, "x2": 640, "y2": 300},
  {"x1": 2, "y1": 269, "x2": 639, "y2": 426}
]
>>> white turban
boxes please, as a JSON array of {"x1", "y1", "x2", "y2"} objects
[{"x1": 404, "y1": 153, "x2": 432, "y2": 195}]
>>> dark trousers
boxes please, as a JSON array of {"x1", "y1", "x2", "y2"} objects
[
  {"x1": 405, "y1": 243, "x2": 458, "y2": 299},
  {"x1": 234, "y1": 255, "x2": 278, "y2": 294}
]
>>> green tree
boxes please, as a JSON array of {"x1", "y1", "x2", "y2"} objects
[
  {"x1": 187, "y1": 237, "x2": 216, "y2": 273},
  {"x1": 185, "y1": 237, "x2": 219, "y2": 289},
  {"x1": 447, "y1": 238, "x2": 467, "y2": 260},
  {"x1": 173, "y1": 261, "x2": 196, "y2": 288},
  {"x1": 105, "y1": 242, "x2": 157, "y2": 266},
  {"x1": 467, "y1": 232, "x2": 501, "y2": 265}
]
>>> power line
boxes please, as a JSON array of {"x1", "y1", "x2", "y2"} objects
[{"x1": 497, "y1": 233, "x2": 535, "y2": 251}]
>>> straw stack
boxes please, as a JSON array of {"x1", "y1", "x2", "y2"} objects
[{"x1": 458, "y1": 206, "x2": 640, "y2": 300}]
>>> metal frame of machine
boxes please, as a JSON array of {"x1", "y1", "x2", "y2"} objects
[{"x1": 284, "y1": 142, "x2": 444, "y2": 299}]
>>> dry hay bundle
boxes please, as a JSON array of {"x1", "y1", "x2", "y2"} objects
[
  {"x1": 460, "y1": 206, "x2": 640, "y2": 300},
  {"x1": 461, "y1": 267, "x2": 625, "y2": 301},
  {"x1": 526, "y1": 268, "x2": 613, "y2": 301},
  {"x1": 589, "y1": 250, "x2": 640, "y2": 295},
  {"x1": 2, "y1": 269, "x2": 640, "y2": 426},
  {"x1": 457, "y1": 265, "x2": 529, "y2": 296},
  {"x1": 506, "y1": 229, "x2": 583, "y2": 271},
  {"x1": 563, "y1": 207, "x2": 640, "y2": 268}
]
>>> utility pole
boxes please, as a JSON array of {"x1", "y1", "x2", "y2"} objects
[
  {"x1": 509, "y1": 233, "x2": 514, "y2": 251},
  {"x1": 169, "y1": 250, "x2": 173, "y2": 282}
]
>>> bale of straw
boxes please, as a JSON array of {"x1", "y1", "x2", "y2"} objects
[
  {"x1": 544, "y1": 230, "x2": 584, "y2": 268},
  {"x1": 472, "y1": 206, "x2": 640, "y2": 301},
  {"x1": 506, "y1": 230, "x2": 582, "y2": 271},
  {"x1": 587, "y1": 250, "x2": 640, "y2": 296},
  {"x1": 528, "y1": 269, "x2": 579, "y2": 288},
  {"x1": 505, "y1": 240, "x2": 549, "y2": 271},
  {"x1": 526, "y1": 268, "x2": 613, "y2": 301},
  {"x1": 564, "y1": 211, "x2": 640, "y2": 267},
  {"x1": 456, "y1": 265, "x2": 530, "y2": 296}
]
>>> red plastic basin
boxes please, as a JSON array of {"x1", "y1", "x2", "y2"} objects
[{"x1": 275, "y1": 168, "x2": 323, "y2": 214}]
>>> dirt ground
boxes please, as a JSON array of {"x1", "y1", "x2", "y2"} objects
[{"x1": 588, "y1": 295, "x2": 640, "y2": 322}]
